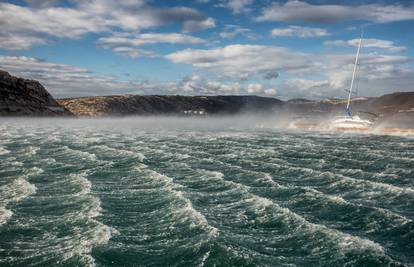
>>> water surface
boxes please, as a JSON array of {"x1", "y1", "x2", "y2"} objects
[{"x1": 0, "y1": 118, "x2": 413, "y2": 266}]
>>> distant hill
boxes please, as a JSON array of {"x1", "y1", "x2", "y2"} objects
[
  {"x1": 285, "y1": 92, "x2": 414, "y2": 120},
  {"x1": 57, "y1": 95, "x2": 284, "y2": 117},
  {"x1": 58, "y1": 92, "x2": 414, "y2": 126},
  {"x1": 0, "y1": 71, "x2": 72, "y2": 116},
  {"x1": 363, "y1": 92, "x2": 414, "y2": 126}
]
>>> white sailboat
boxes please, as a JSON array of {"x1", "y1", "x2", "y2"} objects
[{"x1": 329, "y1": 32, "x2": 374, "y2": 131}]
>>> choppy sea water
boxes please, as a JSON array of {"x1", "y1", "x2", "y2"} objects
[{"x1": 0, "y1": 118, "x2": 413, "y2": 267}]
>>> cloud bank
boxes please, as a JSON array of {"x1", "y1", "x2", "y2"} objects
[
  {"x1": 257, "y1": 0, "x2": 414, "y2": 23},
  {"x1": 0, "y1": 0, "x2": 214, "y2": 50}
]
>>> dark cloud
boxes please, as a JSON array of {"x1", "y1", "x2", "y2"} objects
[
  {"x1": 25, "y1": 0, "x2": 60, "y2": 8},
  {"x1": 154, "y1": 7, "x2": 206, "y2": 23},
  {"x1": 257, "y1": 1, "x2": 414, "y2": 24},
  {"x1": 264, "y1": 71, "x2": 279, "y2": 80}
]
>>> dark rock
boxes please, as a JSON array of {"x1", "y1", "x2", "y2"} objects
[{"x1": 0, "y1": 70, "x2": 73, "y2": 116}]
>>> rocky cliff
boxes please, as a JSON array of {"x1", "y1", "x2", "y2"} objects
[{"x1": 0, "y1": 71, "x2": 72, "y2": 116}]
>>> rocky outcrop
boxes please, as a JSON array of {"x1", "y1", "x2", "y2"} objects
[
  {"x1": 0, "y1": 71, "x2": 72, "y2": 116},
  {"x1": 57, "y1": 95, "x2": 284, "y2": 117}
]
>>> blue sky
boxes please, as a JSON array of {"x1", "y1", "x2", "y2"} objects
[{"x1": 0, "y1": 0, "x2": 413, "y2": 99}]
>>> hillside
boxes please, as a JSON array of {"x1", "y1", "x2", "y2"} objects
[
  {"x1": 285, "y1": 92, "x2": 414, "y2": 120},
  {"x1": 57, "y1": 92, "x2": 414, "y2": 124},
  {"x1": 0, "y1": 71, "x2": 72, "y2": 116},
  {"x1": 57, "y1": 95, "x2": 284, "y2": 117}
]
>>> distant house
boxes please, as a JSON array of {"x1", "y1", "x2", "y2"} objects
[{"x1": 183, "y1": 109, "x2": 208, "y2": 116}]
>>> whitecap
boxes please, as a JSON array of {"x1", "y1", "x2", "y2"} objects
[
  {"x1": 0, "y1": 177, "x2": 37, "y2": 203},
  {"x1": 0, "y1": 147, "x2": 10, "y2": 156},
  {"x1": 138, "y1": 166, "x2": 219, "y2": 241},
  {"x1": 23, "y1": 146, "x2": 39, "y2": 156},
  {"x1": 0, "y1": 207, "x2": 13, "y2": 226},
  {"x1": 70, "y1": 172, "x2": 92, "y2": 196},
  {"x1": 186, "y1": 166, "x2": 392, "y2": 263},
  {"x1": 62, "y1": 146, "x2": 98, "y2": 161},
  {"x1": 0, "y1": 177, "x2": 37, "y2": 226}
]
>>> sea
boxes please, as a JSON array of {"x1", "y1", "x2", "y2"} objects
[{"x1": 0, "y1": 117, "x2": 413, "y2": 267}]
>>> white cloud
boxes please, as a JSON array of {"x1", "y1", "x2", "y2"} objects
[
  {"x1": 181, "y1": 74, "x2": 202, "y2": 92},
  {"x1": 166, "y1": 43, "x2": 414, "y2": 99},
  {"x1": 0, "y1": 56, "x2": 178, "y2": 97},
  {"x1": 271, "y1": 25, "x2": 329, "y2": 38},
  {"x1": 219, "y1": 25, "x2": 254, "y2": 39},
  {"x1": 325, "y1": 38, "x2": 407, "y2": 53},
  {"x1": 0, "y1": 56, "x2": 271, "y2": 97},
  {"x1": 0, "y1": 33, "x2": 47, "y2": 50},
  {"x1": 110, "y1": 47, "x2": 158, "y2": 58},
  {"x1": 217, "y1": 0, "x2": 254, "y2": 13},
  {"x1": 207, "y1": 81, "x2": 242, "y2": 93},
  {"x1": 1, "y1": 43, "x2": 414, "y2": 100},
  {"x1": 0, "y1": 1, "x2": 214, "y2": 50},
  {"x1": 98, "y1": 32, "x2": 205, "y2": 57},
  {"x1": 305, "y1": 53, "x2": 414, "y2": 98},
  {"x1": 165, "y1": 44, "x2": 310, "y2": 79},
  {"x1": 180, "y1": 77, "x2": 243, "y2": 95},
  {"x1": 264, "y1": 88, "x2": 277, "y2": 96},
  {"x1": 257, "y1": 0, "x2": 414, "y2": 24},
  {"x1": 285, "y1": 79, "x2": 329, "y2": 91},
  {"x1": 99, "y1": 33, "x2": 204, "y2": 47},
  {"x1": 247, "y1": 83, "x2": 263, "y2": 93}
]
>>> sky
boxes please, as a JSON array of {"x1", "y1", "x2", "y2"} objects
[{"x1": 0, "y1": 0, "x2": 414, "y2": 99}]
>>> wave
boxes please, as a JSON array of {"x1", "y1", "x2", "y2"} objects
[
  {"x1": 62, "y1": 146, "x2": 98, "y2": 161},
  {"x1": 70, "y1": 172, "x2": 92, "y2": 196},
  {"x1": 198, "y1": 150, "x2": 413, "y2": 223},
  {"x1": 134, "y1": 147, "x2": 380, "y2": 261},
  {"x1": 1, "y1": 124, "x2": 412, "y2": 266},
  {"x1": 0, "y1": 207, "x2": 13, "y2": 225},
  {"x1": 141, "y1": 145, "x2": 409, "y2": 265},
  {"x1": 136, "y1": 165, "x2": 219, "y2": 240},
  {"x1": 213, "y1": 176, "x2": 396, "y2": 265},
  {"x1": 192, "y1": 169, "x2": 396, "y2": 265},
  {"x1": 68, "y1": 171, "x2": 115, "y2": 265},
  {"x1": 0, "y1": 166, "x2": 114, "y2": 266},
  {"x1": 0, "y1": 147, "x2": 10, "y2": 155},
  {"x1": 89, "y1": 144, "x2": 145, "y2": 161},
  {"x1": 0, "y1": 177, "x2": 37, "y2": 226}
]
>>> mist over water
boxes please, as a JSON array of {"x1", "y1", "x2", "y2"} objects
[{"x1": 0, "y1": 117, "x2": 413, "y2": 267}]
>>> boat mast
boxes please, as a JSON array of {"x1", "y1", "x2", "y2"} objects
[{"x1": 346, "y1": 32, "x2": 363, "y2": 116}]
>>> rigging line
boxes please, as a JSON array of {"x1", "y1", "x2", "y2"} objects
[
  {"x1": 354, "y1": 59, "x2": 361, "y2": 97},
  {"x1": 355, "y1": 36, "x2": 363, "y2": 98},
  {"x1": 350, "y1": 31, "x2": 364, "y2": 112}
]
